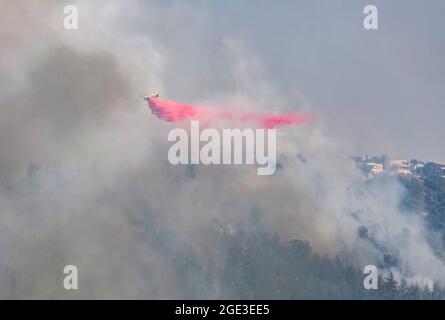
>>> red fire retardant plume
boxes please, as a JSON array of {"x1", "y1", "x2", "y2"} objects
[{"x1": 147, "y1": 97, "x2": 313, "y2": 128}]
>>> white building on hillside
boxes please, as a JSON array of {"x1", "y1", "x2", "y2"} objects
[
  {"x1": 390, "y1": 159, "x2": 412, "y2": 175},
  {"x1": 366, "y1": 162, "x2": 384, "y2": 174}
]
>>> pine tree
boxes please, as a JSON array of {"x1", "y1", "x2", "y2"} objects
[
  {"x1": 399, "y1": 278, "x2": 409, "y2": 299},
  {"x1": 382, "y1": 272, "x2": 398, "y2": 299},
  {"x1": 432, "y1": 281, "x2": 443, "y2": 300}
]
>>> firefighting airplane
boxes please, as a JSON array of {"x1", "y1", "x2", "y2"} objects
[{"x1": 140, "y1": 91, "x2": 159, "y2": 102}]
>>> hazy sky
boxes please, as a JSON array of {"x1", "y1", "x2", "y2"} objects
[
  {"x1": 227, "y1": 0, "x2": 445, "y2": 162},
  {"x1": 3, "y1": 1, "x2": 444, "y2": 161},
  {"x1": 134, "y1": 0, "x2": 445, "y2": 161}
]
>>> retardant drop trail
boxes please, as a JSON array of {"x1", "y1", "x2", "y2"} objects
[{"x1": 147, "y1": 97, "x2": 313, "y2": 128}]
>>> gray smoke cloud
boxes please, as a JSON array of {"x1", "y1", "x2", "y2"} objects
[{"x1": 0, "y1": 0, "x2": 444, "y2": 298}]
